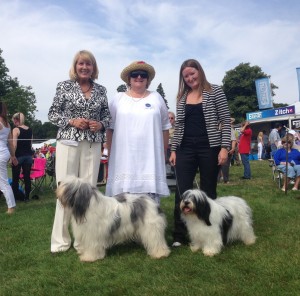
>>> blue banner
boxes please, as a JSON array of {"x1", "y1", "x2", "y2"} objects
[
  {"x1": 297, "y1": 68, "x2": 300, "y2": 101},
  {"x1": 246, "y1": 105, "x2": 295, "y2": 121},
  {"x1": 255, "y1": 77, "x2": 273, "y2": 109}
]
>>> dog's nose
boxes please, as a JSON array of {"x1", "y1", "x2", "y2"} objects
[{"x1": 184, "y1": 201, "x2": 189, "y2": 206}]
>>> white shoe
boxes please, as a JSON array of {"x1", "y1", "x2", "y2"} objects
[
  {"x1": 51, "y1": 246, "x2": 70, "y2": 253},
  {"x1": 172, "y1": 242, "x2": 182, "y2": 247},
  {"x1": 292, "y1": 187, "x2": 298, "y2": 191}
]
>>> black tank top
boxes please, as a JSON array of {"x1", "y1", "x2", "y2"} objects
[{"x1": 15, "y1": 127, "x2": 33, "y2": 157}]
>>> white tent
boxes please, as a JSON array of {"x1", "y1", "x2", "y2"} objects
[{"x1": 32, "y1": 139, "x2": 56, "y2": 150}]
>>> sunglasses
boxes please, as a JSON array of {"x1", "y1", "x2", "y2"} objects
[
  {"x1": 130, "y1": 71, "x2": 149, "y2": 79},
  {"x1": 282, "y1": 141, "x2": 292, "y2": 144},
  {"x1": 169, "y1": 117, "x2": 174, "y2": 119}
]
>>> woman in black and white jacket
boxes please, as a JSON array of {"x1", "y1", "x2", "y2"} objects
[
  {"x1": 48, "y1": 50, "x2": 111, "y2": 253},
  {"x1": 169, "y1": 59, "x2": 231, "y2": 247}
]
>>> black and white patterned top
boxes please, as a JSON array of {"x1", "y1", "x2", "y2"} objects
[
  {"x1": 48, "y1": 80, "x2": 111, "y2": 143},
  {"x1": 171, "y1": 84, "x2": 231, "y2": 151}
]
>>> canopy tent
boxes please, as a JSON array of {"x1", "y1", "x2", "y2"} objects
[{"x1": 32, "y1": 139, "x2": 56, "y2": 150}]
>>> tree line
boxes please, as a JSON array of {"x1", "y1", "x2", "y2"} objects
[{"x1": 0, "y1": 48, "x2": 288, "y2": 141}]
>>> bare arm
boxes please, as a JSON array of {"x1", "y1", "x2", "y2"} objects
[
  {"x1": 8, "y1": 127, "x2": 18, "y2": 166},
  {"x1": 12, "y1": 127, "x2": 19, "y2": 151},
  {"x1": 106, "y1": 129, "x2": 113, "y2": 156}
]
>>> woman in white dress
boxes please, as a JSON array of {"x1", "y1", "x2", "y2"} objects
[
  {"x1": 0, "y1": 101, "x2": 18, "y2": 214},
  {"x1": 106, "y1": 61, "x2": 171, "y2": 203},
  {"x1": 257, "y1": 131, "x2": 264, "y2": 160}
]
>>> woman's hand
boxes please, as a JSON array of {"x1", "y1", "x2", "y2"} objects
[
  {"x1": 10, "y1": 156, "x2": 18, "y2": 166},
  {"x1": 218, "y1": 148, "x2": 228, "y2": 165},
  {"x1": 169, "y1": 151, "x2": 176, "y2": 166},
  {"x1": 89, "y1": 120, "x2": 102, "y2": 132},
  {"x1": 70, "y1": 118, "x2": 89, "y2": 130}
]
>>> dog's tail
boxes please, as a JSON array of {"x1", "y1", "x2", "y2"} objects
[{"x1": 56, "y1": 177, "x2": 98, "y2": 223}]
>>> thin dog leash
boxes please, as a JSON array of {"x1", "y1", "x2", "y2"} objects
[{"x1": 173, "y1": 165, "x2": 200, "y2": 200}]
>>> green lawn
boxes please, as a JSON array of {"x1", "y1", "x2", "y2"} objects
[{"x1": 1, "y1": 161, "x2": 299, "y2": 296}]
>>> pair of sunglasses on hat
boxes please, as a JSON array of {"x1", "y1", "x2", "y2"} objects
[{"x1": 130, "y1": 70, "x2": 149, "y2": 79}]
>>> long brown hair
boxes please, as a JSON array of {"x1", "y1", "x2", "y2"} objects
[
  {"x1": 176, "y1": 59, "x2": 212, "y2": 102},
  {"x1": 0, "y1": 101, "x2": 8, "y2": 126}
]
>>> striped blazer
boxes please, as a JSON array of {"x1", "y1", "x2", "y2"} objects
[{"x1": 171, "y1": 84, "x2": 231, "y2": 151}]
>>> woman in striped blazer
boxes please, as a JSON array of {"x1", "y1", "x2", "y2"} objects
[{"x1": 169, "y1": 59, "x2": 231, "y2": 247}]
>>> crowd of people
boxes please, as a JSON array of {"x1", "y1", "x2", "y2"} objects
[{"x1": 1, "y1": 49, "x2": 298, "y2": 253}]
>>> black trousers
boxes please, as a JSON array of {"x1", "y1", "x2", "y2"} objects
[
  {"x1": 12, "y1": 160, "x2": 32, "y2": 200},
  {"x1": 173, "y1": 138, "x2": 220, "y2": 242}
]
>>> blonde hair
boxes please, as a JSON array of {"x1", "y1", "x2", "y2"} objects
[
  {"x1": 12, "y1": 112, "x2": 25, "y2": 125},
  {"x1": 69, "y1": 50, "x2": 99, "y2": 81},
  {"x1": 282, "y1": 134, "x2": 294, "y2": 147},
  {"x1": 176, "y1": 59, "x2": 212, "y2": 102}
]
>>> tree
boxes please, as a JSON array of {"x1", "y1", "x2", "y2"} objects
[
  {"x1": 222, "y1": 63, "x2": 278, "y2": 123},
  {"x1": 117, "y1": 84, "x2": 127, "y2": 92},
  {"x1": 0, "y1": 49, "x2": 37, "y2": 125},
  {"x1": 156, "y1": 83, "x2": 169, "y2": 109},
  {"x1": 31, "y1": 120, "x2": 58, "y2": 141}
]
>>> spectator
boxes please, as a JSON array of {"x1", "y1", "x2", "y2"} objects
[
  {"x1": 0, "y1": 101, "x2": 18, "y2": 214},
  {"x1": 269, "y1": 123, "x2": 282, "y2": 155},
  {"x1": 262, "y1": 130, "x2": 270, "y2": 159},
  {"x1": 219, "y1": 117, "x2": 237, "y2": 183},
  {"x1": 239, "y1": 121, "x2": 252, "y2": 179},
  {"x1": 257, "y1": 131, "x2": 264, "y2": 161},
  {"x1": 11, "y1": 112, "x2": 33, "y2": 202},
  {"x1": 274, "y1": 134, "x2": 300, "y2": 191},
  {"x1": 168, "y1": 111, "x2": 176, "y2": 145}
]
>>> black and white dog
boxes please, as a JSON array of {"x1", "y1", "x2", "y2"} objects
[
  {"x1": 57, "y1": 177, "x2": 170, "y2": 262},
  {"x1": 180, "y1": 189, "x2": 256, "y2": 256}
]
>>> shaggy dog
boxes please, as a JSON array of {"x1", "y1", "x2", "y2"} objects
[
  {"x1": 57, "y1": 178, "x2": 170, "y2": 262},
  {"x1": 180, "y1": 189, "x2": 256, "y2": 256}
]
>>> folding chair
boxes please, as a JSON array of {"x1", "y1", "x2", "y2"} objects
[
  {"x1": 46, "y1": 156, "x2": 56, "y2": 189},
  {"x1": 269, "y1": 159, "x2": 283, "y2": 188},
  {"x1": 268, "y1": 159, "x2": 295, "y2": 189},
  {"x1": 20, "y1": 158, "x2": 47, "y2": 199}
]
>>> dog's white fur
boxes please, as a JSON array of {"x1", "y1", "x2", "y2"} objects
[
  {"x1": 57, "y1": 177, "x2": 170, "y2": 262},
  {"x1": 180, "y1": 189, "x2": 256, "y2": 256}
]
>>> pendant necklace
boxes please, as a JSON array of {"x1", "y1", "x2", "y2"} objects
[{"x1": 81, "y1": 83, "x2": 92, "y2": 94}]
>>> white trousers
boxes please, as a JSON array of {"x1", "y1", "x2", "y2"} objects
[
  {"x1": 257, "y1": 143, "x2": 263, "y2": 160},
  {"x1": 50, "y1": 140, "x2": 101, "y2": 252},
  {"x1": 0, "y1": 148, "x2": 16, "y2": 209}
]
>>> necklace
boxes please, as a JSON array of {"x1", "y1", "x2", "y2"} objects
[
  {"x1": 81, "y1": 83, "x2": 92, "y2": 94},
  {"x1": 130, "y1": 90, "x2": 147, "y2": 102}
]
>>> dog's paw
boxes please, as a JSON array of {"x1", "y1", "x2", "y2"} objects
[
  {"x1": 190, "y1": 244, "x2": 200, "y2": 253},
  {"x1": 80, "y1": 253, "x2": 105, "y2": 262},
  {"x1": 149, "y1": 248, "x2": 171, "y2": 259},
  {"x1": 202, "y1": 249, "x2": 219, "y2": 257},
  {"x1": 243, "y1": 236, "x2": 256, "y2": 245}
]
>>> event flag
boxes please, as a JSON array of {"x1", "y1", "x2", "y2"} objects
[
  {"x1": 255, "y1": 77, "x2": 273, "y2": 110},
  {"x1": 297, "y1": 67, "x2": 300, "y2": 101}
]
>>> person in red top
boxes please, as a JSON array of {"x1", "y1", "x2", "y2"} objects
[{"x1": 238, "y1": 121, "x2": 252, "y2": 179}]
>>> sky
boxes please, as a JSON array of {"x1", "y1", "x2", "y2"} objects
[{"x1": 1, "y1": 0, "x2": 300, "y2": 123}]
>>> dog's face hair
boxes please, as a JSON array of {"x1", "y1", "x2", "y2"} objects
[
  {"x1": 181, "y1": 190, "x2": 212, "y2": 226},
  {"x1": 115, "y1": 193, "x2": 127, "y2": 203},
  {"x1": 109, "y1": 209, "x2": 121, "y2": 235},
  {"x1": 220, "y1": 210, "x2": 233, "y2": 245},
  {"x1": 57, "y1": 179, "x2": 98, "y2": 224},
  {"x1": 130, "y1": 196, "x2": 147, "y2": 224}
]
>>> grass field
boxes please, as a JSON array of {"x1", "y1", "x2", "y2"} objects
[{"x1": 1, "y1": 161, "x2": 299, "y2": 296}]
